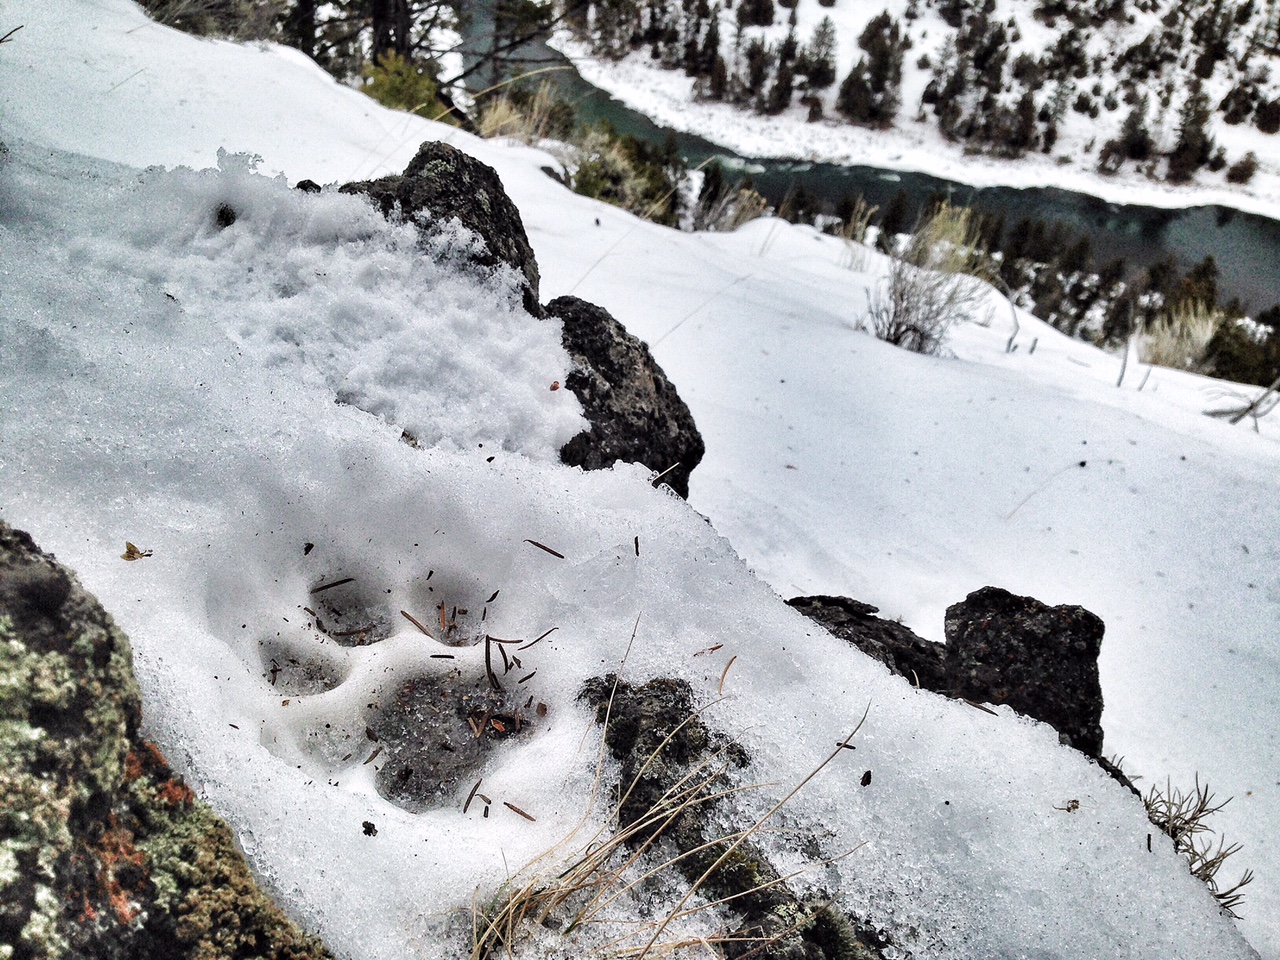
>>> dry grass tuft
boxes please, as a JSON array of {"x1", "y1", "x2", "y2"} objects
[
  {"x1": 477, "y1": 82, "x2": 568, "y2": 144},
  {"x1": 1139, "y1": 300, "x2": 1224, "y2": 372},
  {"x1": 469, "y1": 678, "x2": 868, "y2": 959},
  {"x1": 1144, "y1": 776, "x2": 1253, "y2": 917}
]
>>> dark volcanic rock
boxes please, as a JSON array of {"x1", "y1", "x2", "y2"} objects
[
  {"x1": 338, "y1": 144, "x2": 705, "y2": 492},
  {"x1": 578, "y1": 676, "x2": 886, "y2": 960},
  {"x1": 944, "y1": 586, "x2": 1105, "y2": 757},
  {"x1": 0, "y1": 519, "x2": 331, "y2": 960},
  {"x1": 340, "y1": 140, "x2": 542, "y2": 315},
  {"x1": 791, "y1": 589, "x2": 1111, "y2": 765},
  {"x1": 549, "y1": 295, "x2": 705, "y2": 498},
  {"x1": 787, "y1": 595, "x2": 948, "y2": 691}
]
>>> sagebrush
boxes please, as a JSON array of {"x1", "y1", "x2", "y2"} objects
[
  {"x1": 867, "y1": 203, "x2": 993, "y2": 354},
  {"x1": 1139, "y1": 300, "x2": 1223, "y2": 372}
]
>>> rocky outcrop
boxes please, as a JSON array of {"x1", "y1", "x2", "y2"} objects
[
  {"x1": 0, "y1": 520, "x2": 331, "y2": 960},
  {"x1": 550, "y1": 295, "x2": 705, "y2": 499},
  {"x1": 791, "y1": 587, "x2": 1105, "y2": 759},
  {"x1": 786, "y1": 595, "x2": 948, "y2": 691},
  {"x1": 340, "y1": 142, "x2": 706, "y2": 496},
  {"x1": 341, "y1": 140, "x2": 542, "y2": 315},
  {"x1": 944, "y1": 586, "x2": 1105, "y2": 758}
]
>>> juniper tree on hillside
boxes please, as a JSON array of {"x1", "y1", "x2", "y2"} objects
[
  {"x1": 779, "y1": 25, "x2": 799, "y2": 69},
  {"x1": 737, "y1": 0, "x2": 775, "y2": 28},
  {"x1": 836, "y1": 60, "x2": 875, "y2": 122},
  {"x1": 765, "y1": 57, "x2": 796, "y2": 113},
  {"x1": 795, "y1": 16, "x2": 837, "y2": 90},
  {"x1": 1120, "y1": 95, "x2": 1153, "y2": 159},
  {"x1": 1099, "y1": 94, "x2": 1152, "y2": 171},
  {"x1": 697, "y1": 9, "x2": 721, "y2": 78},
  {"x1": 708, "y1": 52, "x2": 728, "y2": 98},
  {"x1": 1168, "y1": 81, "x2": 1213, "y2": 181},
  {"x1": 861, "y1": 11, "x2": 905, "y2": 99},
  {"x1": 740, "y1": 37, "x2": 775, "y2": 100},
  {"x1": 838, "y1": 11, "x2": 906, "y2": 125}
]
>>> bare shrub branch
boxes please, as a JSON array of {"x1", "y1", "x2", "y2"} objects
[{"x1": 867, "y1": 202, "x2": 992, "y2": 355}]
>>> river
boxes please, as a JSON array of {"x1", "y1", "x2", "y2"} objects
[{"x1": 461, "y1": 24, "x2": 1280, "y2": 313}]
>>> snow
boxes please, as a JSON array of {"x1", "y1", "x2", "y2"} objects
[{"x1": 1, "y1": 1, "x2": 1278, "y2": 958}]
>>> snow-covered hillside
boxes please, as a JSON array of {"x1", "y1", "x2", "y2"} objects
[
  {"x1": 1, "y1": 1, "x2": 1277, "y2": 957},
  {"x1": 553, "y1": 0, "x2": 1280, "y2": 220}
]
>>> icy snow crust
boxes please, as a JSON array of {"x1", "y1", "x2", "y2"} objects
[{"x1": 0, "y1": 1, "x2": 1275, "y2": 957}]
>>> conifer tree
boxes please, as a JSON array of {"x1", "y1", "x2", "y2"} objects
[
  {"x1": 736, "y1": 0, "x2": 775, "y2": 28},
  {"x1": 1120, "y1": 95, "x2": 1153, "y2": 160},
  {"x1": 796, "y1": 16, "x2": 837, "y2": 90},
  {"x1": 836, "y1": 59, "x2": 874, "y2": 122},
  {"x1": 699, "y1": 10, "x2": 721, "y2": 76},
  {"x1": 741, "y1": 37, "x2": 775, "y2": 99},
  {"x1": 765, "y1": 58, "x2": 796, "y2": 113},
  {"x1": 1168, "y1": 81, "x2": 1213, "y2": 181},
  {"x1": 709, "y1": 53, "x2": 728, "y2": 98},
  {"x1": 779, "y1": 25, "x2": 798, "y2": 65},
  {"x1": 1011, "y1": 90, "x2": 1038, "y2": 152},
  {"x1": 282, "y1": 0, "x2": 317, "y2": 58},
  {"x1": 837, "y1": 11, "x2": 906, "y2": 126}
]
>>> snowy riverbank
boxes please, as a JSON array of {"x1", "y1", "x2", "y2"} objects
[{"x1": 552, "y1": 32, "x2": 1280, "y2": 224}]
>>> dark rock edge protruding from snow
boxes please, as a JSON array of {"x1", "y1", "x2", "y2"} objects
[
  {"x1": 549, "y1": 294, "x2": 705, "y2": 499},
  {"x1": 0, "y1": 518, "x2": 333, "y2": 960},
  {"x1": 790, "y1": 586, "x2": 1106, "y2": 760},
  {"x1": 339, "y1": 140, "x2": 705, "y2": 498},
  {"x1": 945, "y1": 585, "x2": 1105, "y2": 759},
  {"x1": 340, "y1": 140, "x2": 543, "y2": 317}
]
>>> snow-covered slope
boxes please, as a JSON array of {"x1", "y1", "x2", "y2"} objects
[{"x1": 1, "y1": 1, "x2": 1277, "y2": 957}]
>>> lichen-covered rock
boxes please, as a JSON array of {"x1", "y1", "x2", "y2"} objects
[
  {"x1": 340, "y1": 140, "x2": 542, "y2": 316},
  {"x1": 944, "y1": 586, "x2": 1105, "y2": 758},
  {"x1": 550, "y1": 295, "x2": 706, "y2": 499},
  {"x1": 0, "y1": 519, "x2": 332, "y2": 960},
  {"x1": 787, "y1": 595, "x2": 948, "y2": 692}
]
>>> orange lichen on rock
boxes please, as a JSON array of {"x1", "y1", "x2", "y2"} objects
[
  {"x1": 157, "y1": 777, "x2": 195, "y2": 809},
  {"x1": 95, "y1": 813, "x2": 147, "y2": 926}
]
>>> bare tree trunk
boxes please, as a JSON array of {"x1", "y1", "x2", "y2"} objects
[
  {"x1": 371, "y1": 0, "x2": 411, "y2": 62},
  {"x1": 284, "y1": 0, "x2": 317, "y2": 58}
]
